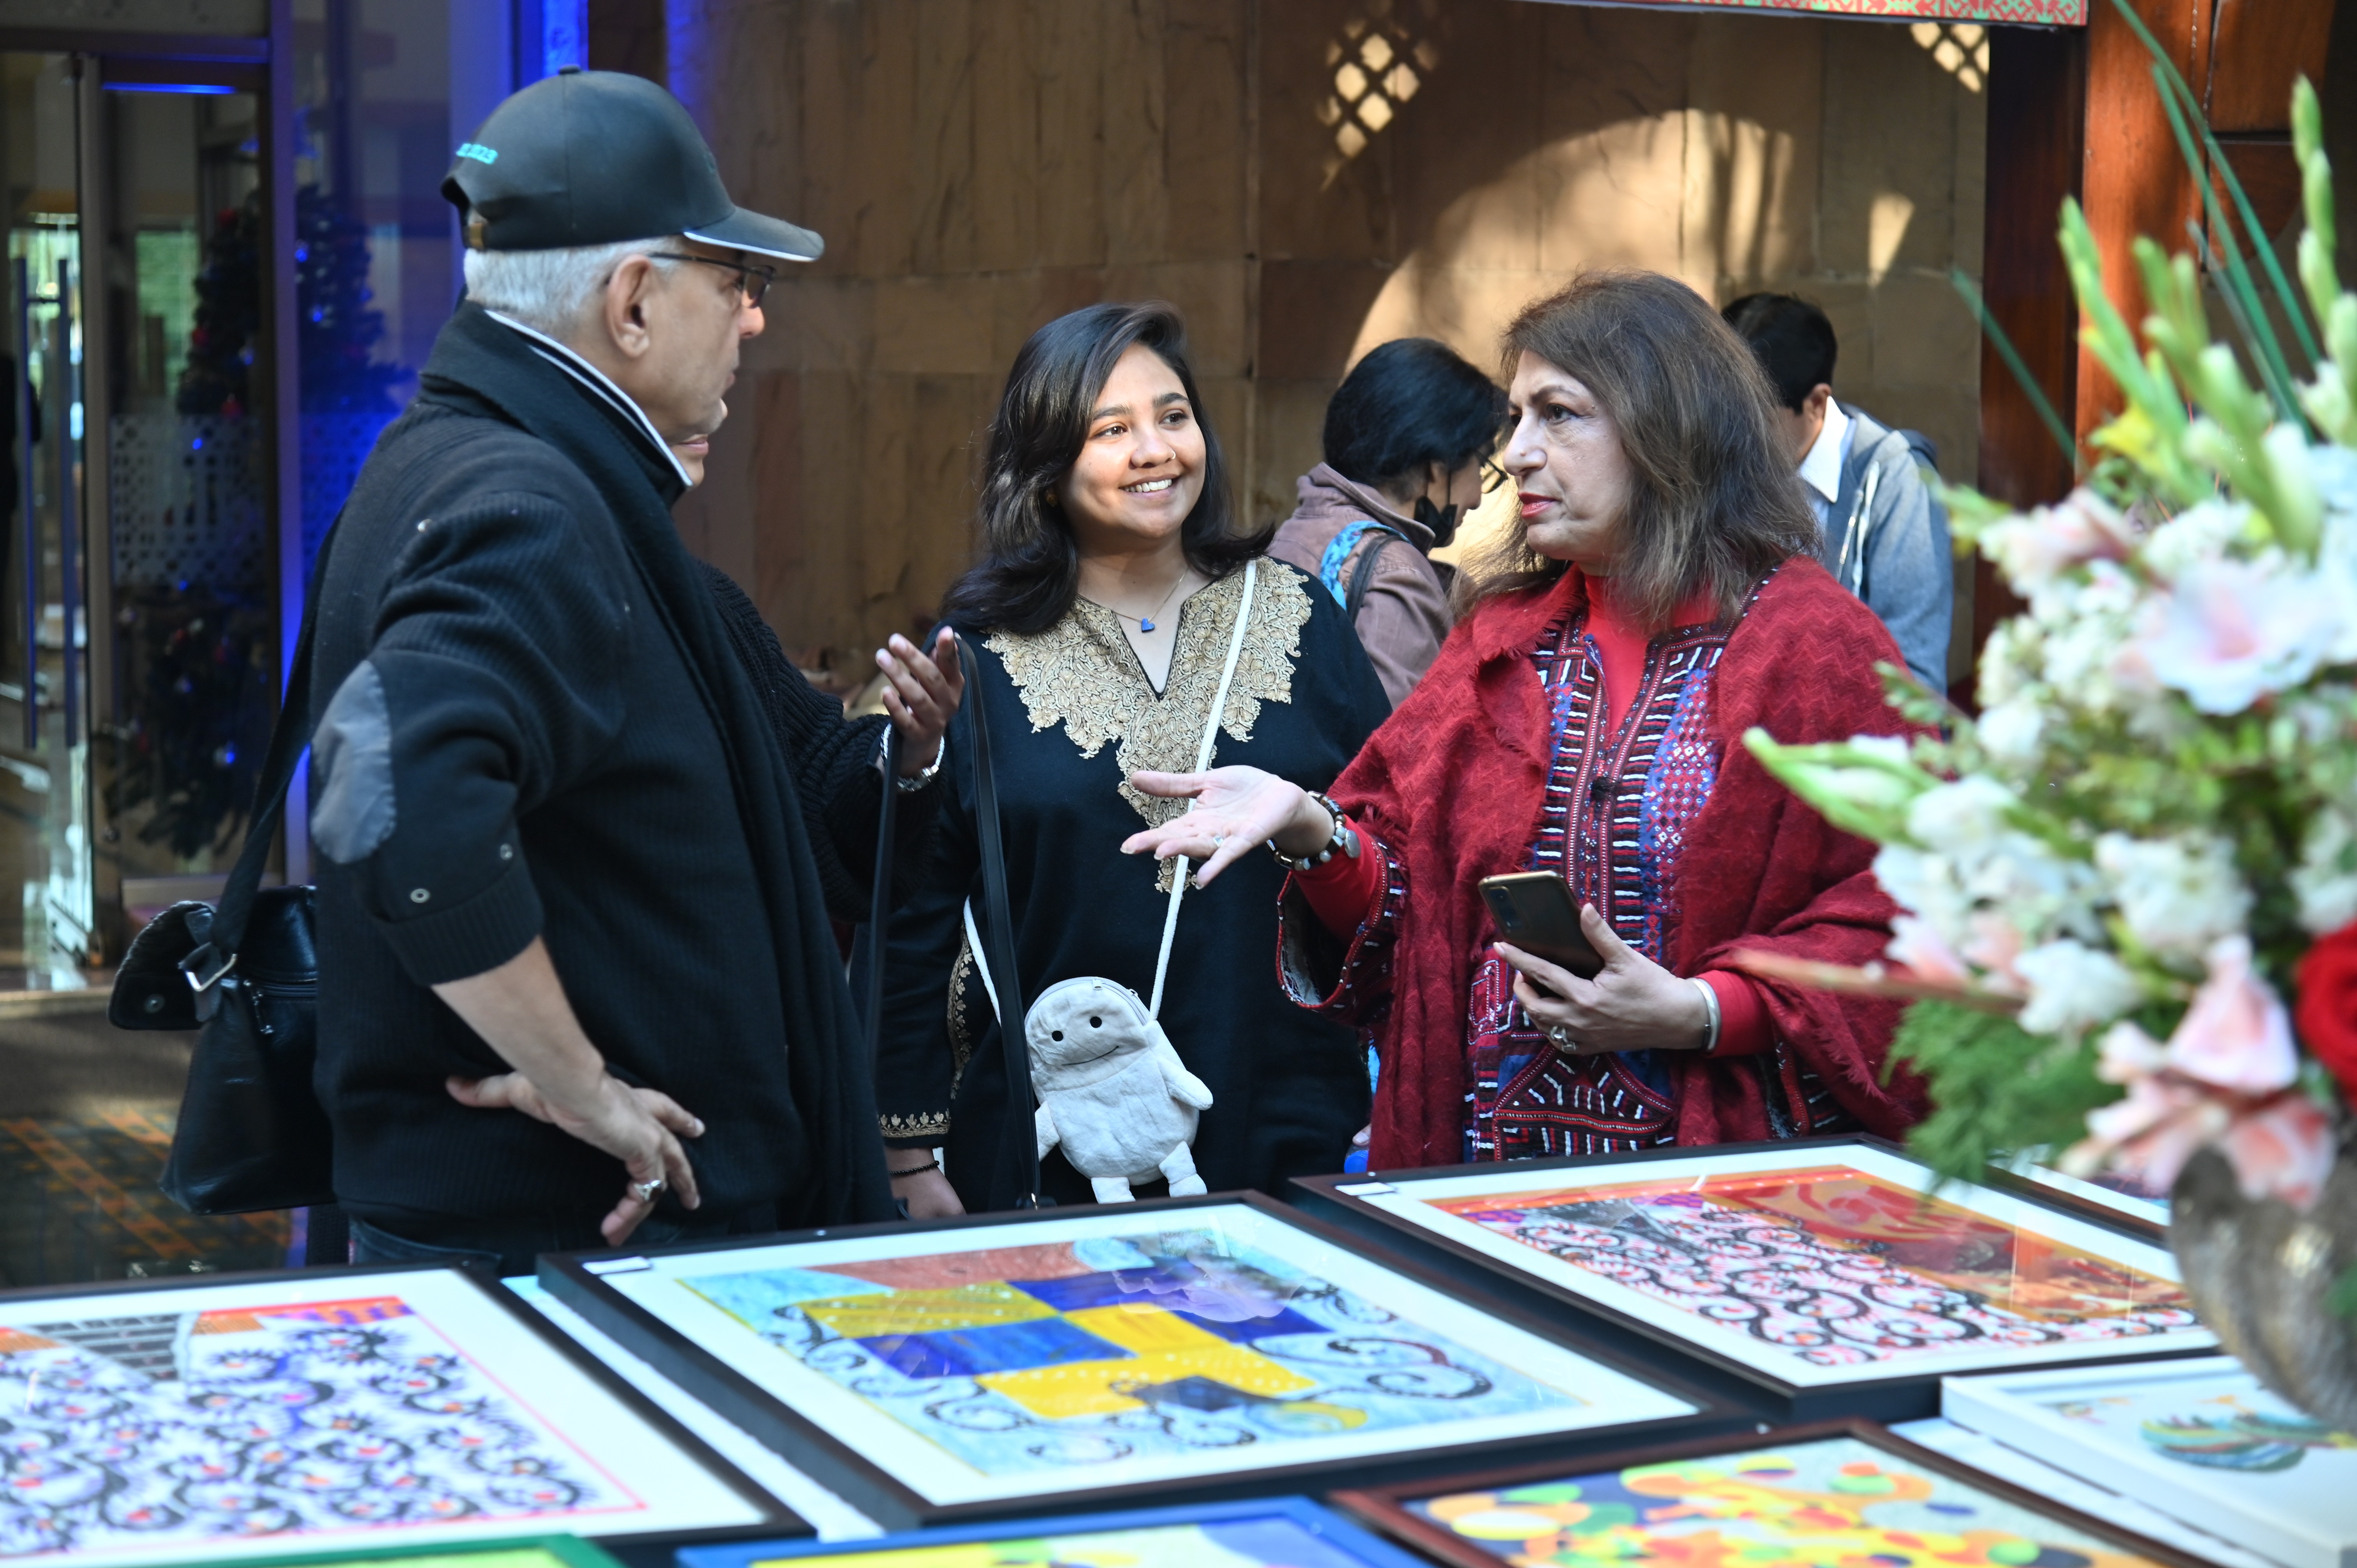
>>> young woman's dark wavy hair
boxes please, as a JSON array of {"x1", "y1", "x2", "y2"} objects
[
  {"x1": 940, "y1": 302, "x2": 1268, "y2": 636},
  {"x1": 1469, "y1": 270, "x2": 1819, "y2": 629}
]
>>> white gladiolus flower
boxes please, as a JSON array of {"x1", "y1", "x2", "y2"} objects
[
  {"x1": 1905, "y1": 776, "x2": 2021, "y2": 852},
  {"x1": 1872, "y1": 844, "x2": 1970, "y2": 942},
  {"x1": 2139, "y1": 498, "x2": 2252, "y2": 584},
  {"x1": 2094, "y1": 832, "x2": 2251, "y2": 959},
  {"x1": 1975, "y1": 618, "x2": 2042, "y2": 708},
  {"x1": 2014, "y1": 939, "x2": 2147, "y2": 1035},
  {"x1": 1975, "y1": 694, "x2": 2048, "y2": 766},
  {"x1": 2292, "y1": 808, "x2": 2357, "y2": 935}
]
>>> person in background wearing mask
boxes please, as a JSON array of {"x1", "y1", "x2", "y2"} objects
[
  {"x1": 1270, "y1": 338, "x2": 1509, "y2": 708},
  {"x1": 1721, "y1": 293, "x2": 1952, "y2": 694}
]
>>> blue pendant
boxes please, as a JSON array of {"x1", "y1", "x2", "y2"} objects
[{"x1": 1140, "y1": 618, "x2": 1155, "y2": 632}]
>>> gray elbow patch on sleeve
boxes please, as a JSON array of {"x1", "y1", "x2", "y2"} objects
[{"x1": 313, "y1": 659, "x2": 396, "y2": 864}]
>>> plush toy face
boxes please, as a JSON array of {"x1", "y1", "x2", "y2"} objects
[{"x1": 1026, "y1": 978, "x2": 1158, "y2": 1090}]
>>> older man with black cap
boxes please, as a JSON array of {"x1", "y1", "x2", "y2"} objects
[{"x1": 308, "y1": 69, "x2": 962, "y2": 1273}]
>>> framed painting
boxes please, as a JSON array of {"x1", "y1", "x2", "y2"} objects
[
  {"x1": 1987, "y1": 1153, "x2": 2171, "y2": 1236},
  {"x1": 540, "y1": 1193, "x2": 1728, "y2": 1529},
  {"x1": 1332, "y1": 1420, "x2": 2210, "y2": 1568},
  {"x1": 1289, "y1": 1136, "x2": 2213, "y2": 1420},
  {"x1": 1943, "y1": 1356, "x2": 2357, "y2": 1568},
  {"x1": 0, "y1": 1263, "x2": 798, "y2": 1565},
  {"x1": 675, "y1": 1498, "x2": 1436, "y2": 1568},
  {"x1": 196, "y1": 1537, "x2": 627, "y2": 1568}
]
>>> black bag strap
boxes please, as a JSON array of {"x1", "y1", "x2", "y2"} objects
[
  {"x1": 185, "y1": 519, "x2": 338, "y2": 991},
  {"x1": 1343, "y1": 525, "x2": 1404, "y2": 622},
  {"x1": 957, "y1": 635, "x2": 1039, "y2": 1208},
  {"x1": 860, "y1": 724, "x2": 900, "y2": 1075}
]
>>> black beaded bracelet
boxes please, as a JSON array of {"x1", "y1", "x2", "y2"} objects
[{"x1": 889, "y1": 1157, "x2": 942, "y2": 1178}]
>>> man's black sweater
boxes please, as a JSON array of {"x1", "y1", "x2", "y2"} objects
[{"x1": 310, "y1": 304, "x2": 903, "y2": 1237}]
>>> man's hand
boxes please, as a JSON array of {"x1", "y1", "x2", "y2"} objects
[
  {"x1": 432, "y1": 937, "x2": 705, "y2": 1247},
  {"x1": 1497, "y1": 903, "x2": 1710, "y2": 1055},
  {"x1": 891, "y1": 1164, "x2": 965, "y2": 1219},
  {"x1": 1120, "y1": 766, "x2": 1333, "y2": 885},
  {"x1": 447, "y1": 1071, "x2": 703, "y2": 1244},
  {"x1": 876, "y1": 627, "x2": 963, "y2": 775}
]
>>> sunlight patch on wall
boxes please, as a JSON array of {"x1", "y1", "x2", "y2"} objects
[
  {"x1": 1318, "y1": 0, "x2": 1441, "y2": 187},
  {"x1": 1911, "y1": 22, "x2": 1990, "y2": 92}
]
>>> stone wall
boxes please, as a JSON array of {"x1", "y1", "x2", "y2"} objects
[{"x1": 661, "y1": 0, "x2": 1987, "y2": 678}]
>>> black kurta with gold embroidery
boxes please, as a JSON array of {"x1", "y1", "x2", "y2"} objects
[{"x1": 878, "y1": 561, "x2": 1391, "y2": 1209}]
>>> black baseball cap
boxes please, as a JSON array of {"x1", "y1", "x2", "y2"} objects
[{"x1": 442, "y1": 67, "x2": 822, "y2": 263}]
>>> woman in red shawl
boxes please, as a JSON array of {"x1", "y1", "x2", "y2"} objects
[{"x1": 1122, "y1": 271, "x2": 1926, "y2": 1170}]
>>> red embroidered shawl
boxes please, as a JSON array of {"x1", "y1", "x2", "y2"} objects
[{"x1": 1332, "y1": 555, "x2": 1931, "y2": 1168}]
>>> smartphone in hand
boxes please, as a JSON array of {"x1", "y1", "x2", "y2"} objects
[{"x1": 1478, "y1": 872, "x2": 1604, "y2": 982}]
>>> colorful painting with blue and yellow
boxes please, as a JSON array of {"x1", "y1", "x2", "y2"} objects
[
  {"x1": 1408, "y1": 1435, "x2": 2169, "y2": 1568},
  {"x1": 688, "y1": 1225, "x2": 1576, "y2": 1478}
]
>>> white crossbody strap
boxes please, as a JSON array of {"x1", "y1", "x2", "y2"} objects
[
  {"x1": 961, "y1": 560, "x2": 1260, "y2": 1027},
  {"x1": 1148, "y1": 558, "x2": 1256, "y2": 1019}
]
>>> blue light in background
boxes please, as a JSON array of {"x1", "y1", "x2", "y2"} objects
[
  {"x1": 541, "y1": 0, "x2": 587, "y2": 78},
  {"x1": 102, "y1": 82, "x2": 237, "y2": 95}
]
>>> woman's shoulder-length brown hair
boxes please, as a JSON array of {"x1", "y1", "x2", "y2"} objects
[{"x1": 1468, "y1": 270, "x2": 1820, "y2": 629}]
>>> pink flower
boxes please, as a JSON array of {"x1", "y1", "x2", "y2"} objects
[
  {"x1": 1961, "y1": 911, "x2": 2028, "y2": 994},
  {"x1": 1985, "y1": 489, "x2": 2139, "y2": 591},
  {"x1": 2069, "y1": 1074, "x2": 2230, "y2": 1194},
  {"x1": 2167, "y1": 936, "x2": 2299, "y2": 1094},
  {"x1": 1887, "y1": 916, "x2": 1968, "y2": 987},
  {"x1": 2221, "y1": 1093, "x2": 2338, "y2": 1210},
  {"x1": 2096, "y1": 1020, "x2": 2168, "y2": 1085},
  {"x1": 2131, "y1": 558, "x2": 2341, "y2": 714}
]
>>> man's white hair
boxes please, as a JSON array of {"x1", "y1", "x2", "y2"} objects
[{"x1": 461, "y1": 235, "x2": 687, "y2": 337}]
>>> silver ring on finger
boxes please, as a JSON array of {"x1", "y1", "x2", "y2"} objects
[
  {"x1": 1544, "y1": 1022, "x2": 1580, "y2": 1054},
  {"x1": 631, "y1": 1177, "x2": 665, "y2": 1202}
]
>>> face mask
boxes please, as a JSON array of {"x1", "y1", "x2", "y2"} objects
[{"x1": 1413, "y1": 495, "x2": 1461, "y2": 550}]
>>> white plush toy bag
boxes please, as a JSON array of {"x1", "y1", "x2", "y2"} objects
[{"x1": 962, "y1": 560, "x2": 1257, "y2": 1201}]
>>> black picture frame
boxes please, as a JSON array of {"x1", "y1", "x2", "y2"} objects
[
  {"x1": 1286, "y1": 1133, "x2": 2212, "y2": 1422},
  {"x1": 0, "y1": 1258, "x2": 808, "y2": 1556},
  {"x1": 539, "y1": 1190, "x2": 1746, "y2": 1531},
  {"x1": 1329, "y1": 1417, "x2": 2223, "y2": 1568}
]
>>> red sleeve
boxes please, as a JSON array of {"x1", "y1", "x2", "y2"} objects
[
  {"x1": 1700, "y1": 969, "x2": 1773, "y2": 1057},
  {"x1": 1295, "y1": 818, "x2": 1385, "y2": 933}
]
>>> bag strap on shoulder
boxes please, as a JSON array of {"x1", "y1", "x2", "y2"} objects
[
  {"x1": 1145, "y1": 558, "x2": 1255, "y2": 1016},
  {"x1": 184, "y1": 518, "x2": 339, "y2": 996},
  {"x1": 958, "y1": 632, "x2": 1039, "y2": 1207}
]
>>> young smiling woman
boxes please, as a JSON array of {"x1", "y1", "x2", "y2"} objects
[
  {"x1": 1122, "y1": 271, "x2": 1933, "y2": 1171},
  {"x1": 875, "y1": 302, "x2": 1391, "y2": 1216}
]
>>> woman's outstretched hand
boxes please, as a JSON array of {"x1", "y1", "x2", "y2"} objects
[
  {"x1": 1497, "y1": 902, "x2": 1710, "y2": 1054},
  {"x1": 875, "y1": 626, "x2": 964, "y2": 775},
  {"x1": 1123, "y1": 766, "x2": 1334, "y2": 885}
]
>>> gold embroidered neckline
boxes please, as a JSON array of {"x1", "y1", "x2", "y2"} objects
[{"x1": 987, "y1": 566, "x2": 1313, "y2": 837}]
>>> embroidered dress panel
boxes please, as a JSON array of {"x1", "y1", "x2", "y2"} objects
[
  {"x1": 987, "y1": 568, "x2": 1312, "y2": 835},
  {"x1": 1462, "y1": 611, "x2": 1730, "y2": 1161}
]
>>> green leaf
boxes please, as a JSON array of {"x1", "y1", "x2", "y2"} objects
[
  {"x1": 1892, "y1": 1001, "x2": 2117, "y2": 1185},
  {"x1": 1742, "y1": 729, "x2": 1934, "y2": 846}
]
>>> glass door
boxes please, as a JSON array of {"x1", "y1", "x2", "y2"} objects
[
  {"x1": 87, "y1": 71, "x2": 273, "y2": 960},
  {"x1": 0, "y1": 55, "x2": 276, "y2": 988},
  {"x1": 1, "y1": 54, "x2": 92, "y2": 989}
]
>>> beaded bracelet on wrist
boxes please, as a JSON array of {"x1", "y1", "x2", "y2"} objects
[{"x1": 1269, "y1": 791, "x2": 1360, "y2": 872}]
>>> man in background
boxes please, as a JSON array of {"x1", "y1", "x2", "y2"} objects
[
  {"x1": 308, "y1": 70, "x2": 959, "y2": 1273},
  {"x1": 1723, "y1": 293, "x2": 1952, "y2": 694}
]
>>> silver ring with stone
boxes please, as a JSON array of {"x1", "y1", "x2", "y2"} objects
[
  {"x1": 1545, "y1": 1022, "x2": 1579, "y2": 1054},
  {"x1": 631, "y1": 1177, "x2": 665, "y2": 1202}
]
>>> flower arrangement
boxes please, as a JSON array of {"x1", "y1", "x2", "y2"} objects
[{"x1": 1745, "y1": 62, "x2": 2357, "y2": 1218}]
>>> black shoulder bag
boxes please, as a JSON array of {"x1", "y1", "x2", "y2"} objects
[{"x1": 110, "y1": 546, "x2": 334, "y2": 1216}]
